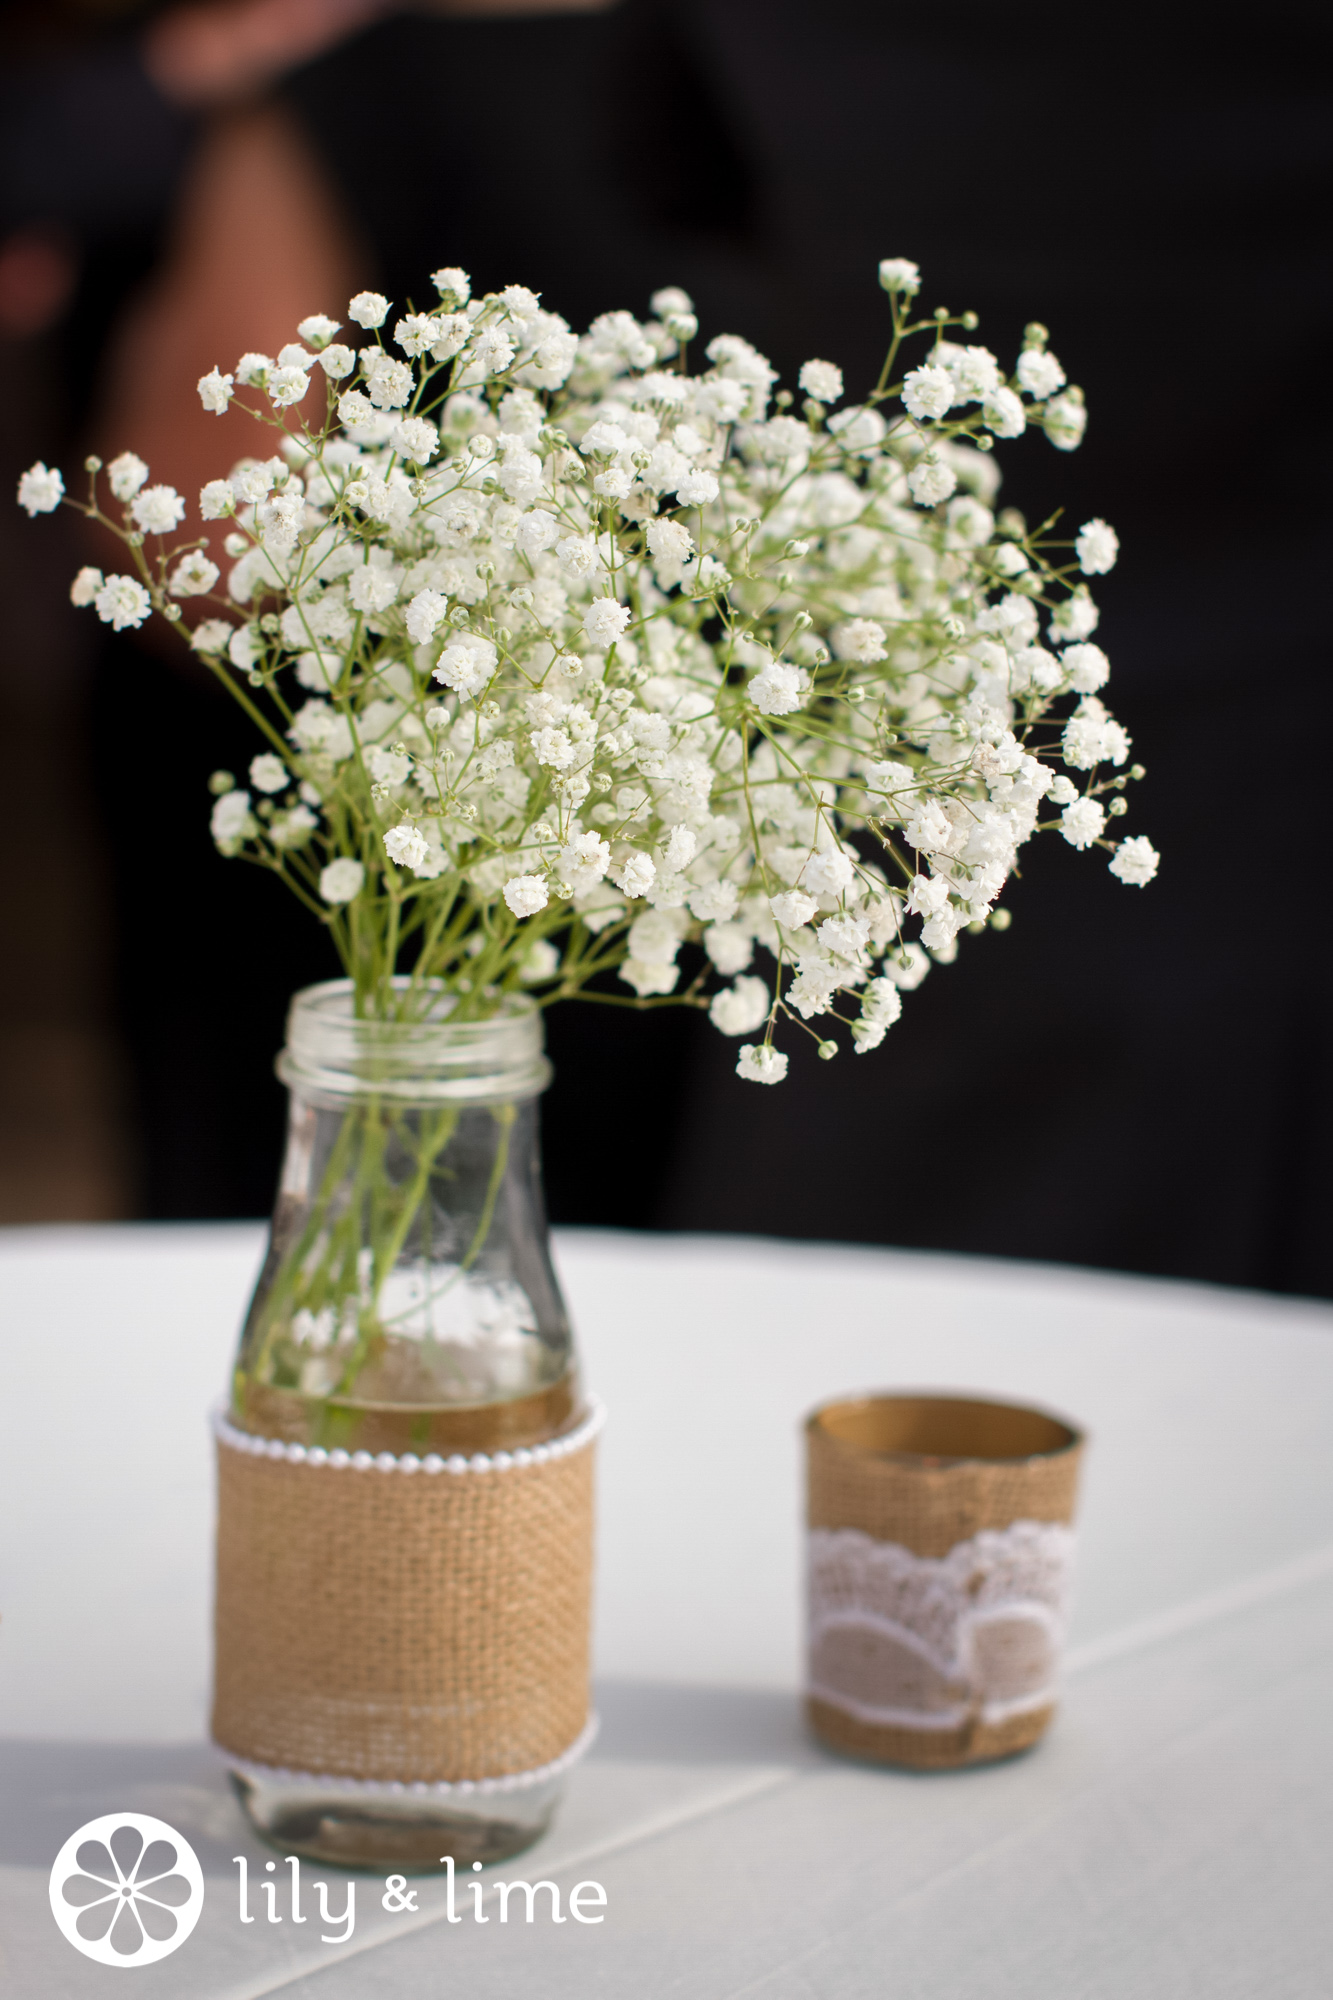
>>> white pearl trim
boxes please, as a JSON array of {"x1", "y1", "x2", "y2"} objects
[
  {"x1": 212, "y1": 1394, "x2": 605, "y2": 1472},
  {"x1": 226, "y1": 1713, "x2": 600, "y2": 1798}
]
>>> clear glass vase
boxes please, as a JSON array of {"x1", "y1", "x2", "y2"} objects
[{"x1": 220, "y1": 978, "x2": 585, "y2": 1868}]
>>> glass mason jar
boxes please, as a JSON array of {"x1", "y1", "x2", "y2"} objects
[{"x1": 222, "y1": 977, "x2": 583, "y2": 1868}]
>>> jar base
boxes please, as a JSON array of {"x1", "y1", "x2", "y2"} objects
[
  {"x1": 807, "y1": 1694, "x2": 1055, "y2": 1770},
  {"x1": 229, "y1": 1768, "x2": 562, "y2": 1870}
]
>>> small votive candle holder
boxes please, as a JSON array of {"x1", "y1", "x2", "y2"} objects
[{"x1": 805, "y1": 1392, "x2": 1084, "y2": 1770}]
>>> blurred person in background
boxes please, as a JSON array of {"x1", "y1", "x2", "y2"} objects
[
  {"x1": 0, "y1": 0, "x2": 399, "y2": 1220},
  {"x1": 10, "y1": 0, "x2": 1332, "y2": 1296},
  {"x1": 77, "y1": 0, "x2": 755, "y2": 1221},
  {"x1": 0, "y1": 0, "x2": 201, "y2": 1222}
]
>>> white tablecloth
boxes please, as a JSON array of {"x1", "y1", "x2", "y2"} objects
[{"x1": 4, "y1": 1225, "x2": 1333, "y2": 1997}]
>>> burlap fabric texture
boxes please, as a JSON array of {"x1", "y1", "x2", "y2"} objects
[
  {"x1": 212, "y1": 1405, "x2": 599, "y2": 1785},
  {"x1": 806, "y1": 1393, "x2": 1083, "y2": 1771}
]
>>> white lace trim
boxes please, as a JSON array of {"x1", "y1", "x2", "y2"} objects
[
  {"x1": 226, "y1": 1713, "x2": 599, "y2": 1798},
  {"x1": 808, "y1": 1520, "x2": 1076, "y2": 1731},
  {"x1": 212, "y1": 1395, "x2": 605, "y2": 1474}
]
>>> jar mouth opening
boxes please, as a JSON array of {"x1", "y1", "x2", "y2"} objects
[
  {"x1": 808, "y1": 1393, "x2": 1082, "y2": 1467},
  {"x1": 279, "y1": 978, "x2": 551, "y2": 1105}
]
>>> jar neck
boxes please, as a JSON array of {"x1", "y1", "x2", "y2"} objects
[{"x1": 277, "y1": 978, "x2": 551, "y2": 1108}]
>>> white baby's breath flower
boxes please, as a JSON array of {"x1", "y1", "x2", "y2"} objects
[
  {"x1": 799, "y1": 359, "x2": 843, "y2": 404},
  {"x1": 69, "y1": 566, "x2": 102, "y2": 607},
  {"x1": 1109, "y1": 835, "x2": 1159, "y2": 887},
  {"x1": 347, "y1": 563, "x2": 399, "y2": 614},
  {"x1": 818, "y1": 913, "x2": 870, "y2": 959},
  {"x1": 676, "y1": 468, "x2": 720, "y2": 506},
  {"x1": 612, "y1": 852, "x2": 655, "y2": 898},
  {"x1": 829, "y1": 405, "x2": 886, "y2": 452},
  {"x1": 431, "y1": 266, "x2": 471, "y2": 305},
  {"x1": 1044, "y1": 391, "x2": 1087, "y2": 451},
  {"x1": 690, "y1": 880, "x2": 739, "y2": 923},
  {"x1": 94, "y1": 575, "x2": 152, "y2": 630},
  {"x1": 710, "y1": 975, "x2": 770, "y2": 1036},
  {"x1": 907, "y1": 457, "x2": 956, "y2": 507},
  {"x1": 770, "y1": 890, "x2": 818, "y2": 929},
  {"x1": 197, "y1": 367, "x2": 234, "y2": 413},
  {"x1": 703, "y1": 921, "x2": 752, "y2": 975},
  {"x1": 557, "y1": 535, "x2": 598, "y2": 578},
  {"x1": 946, "y1": 346, "x2": 1002, "y2": 401},
  {"x1": 266, "y1": 364, "x2": 310, "y2": 408},
  {"x1": 391, "y1": 417, "x2": 438, "y2": 463},
  {"x1": 1017, "y1": 348, "x2": 1066, "y2": 399},
  {"x1": 504, "y1": 873, "x2": 549, "y2": 918},
  {"x1": 736, "y1": 1043, "x2": 788, "y2": 1084},
  {"x1": 384, "y1": 822, "x2": 428, "y2": 870},
  {"x1": 190, "y1": 619, "x2": 233, "y2": 654},
  {"x1": 363, "y1": 353, "x2": 413, "y2": 411},
  {"x1": 905, "y1": 804, "x2": 955, "y2": 855},
  {"x1": 199, "y1": 478, "x2": 234, "y2": 520},
  {"x1": 1060, "y1": 797, "x2": 1106, "y2": 849},
  {"x1": 1062, "y1": 643, "x2": 1110, "y2": 694},
  {"x1": 1049, "y1": 585, "x2": 1099, "y2": 642},
  {"x1": 395, "y1": 314, "x2": 441, "y2": 358},
  {"x1": 983, "y1": 387, "x2": 1026, "y2": 439},
  {"x1": 530, "y1": 725, "x2": 575, "y2": 769},
  {"x1": 833, "y1": 618, "x2": 887, "y2": 662},
  {"x1": 250, "y1": 753, "x2": 289, "y2": 794},
  {"x1": 750, "y1": 661, "x2": 806, "y2": 715},
  {"x1": 132, "y1": 484, "x2": 185, "y2": 534},
  {"x1": 804, "y1": 848, "x2": 856, "y2": 897},
  {"x1": 405, "y1": 589, "x2": 449, "y2": 644},
  {"x1": 107, "y1": 452, "x2": 149, "y2": 500},
  {"x1": 211, "y1": 789, "x2": 255, "y2": 849},
  {"x1": 584, "y1": 597, "x2": 631, "y2": 648},
  {"x1": 878, "y1": 257, "x2": 921, "y2": 295},
  {"x1": 905, "y1": 871, "x2": 950, "y2": 917},
  {"x1": 318, "y1": 343, "x2": 356, "y2": 379},
  {"x1": 348, "y1": 291, "x2": 389, "y2": 329},
  {"x1": 320, "y1": 857, "x2": 364, "y2": 903},
  {"x1": 470, "y1": 328, "x2": 515, "y2": 377},
  {"x1": 901, "y1": 365, "x2": 953, "y2": 421},
  {"x1": 367, "y1": 744, "x2": 410, "y2": 787},
  {"x1": 168, "y1": 551, "x2": 219, "y2": 596},
  {"x1": 993, "y1": 542, "x2": 1030, "y2": 578},
  {"x1": 17, "y1": 460, "x2": 64, "y2": 516},
  {"x1": 647, "y1": 516, "x2": 692, "y2": 569},
  {"x1": 297, "y1": 313, "x2": 340, "y2": 347},
  {"x1": 860, "y1": 977, "x2": 903, "y2": 1028},
  {"x1": 1062, "y1": 698, "x2": 1129, "y2": 770},
  {"x1": 514, "y1": 508, "x2": 558, "y2": 556},
  {"x1": 1076, "y1": 518, "x2": 1119, "y2": 574},
  {"x1": 434, "y1": 634, "x2": 496, "y2": 698}
]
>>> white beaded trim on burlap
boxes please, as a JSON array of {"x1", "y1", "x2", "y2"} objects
[
  {"x1": 212, "y1": 1393, "x2": 605, "y2": 1474},
  {"x1": 226, "y1": 1713, "x2": 600, "y2": 1798}
]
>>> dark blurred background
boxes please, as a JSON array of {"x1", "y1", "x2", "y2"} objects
[{"x1": 2, "y1": 0, "x2": 1330, "y2": 1293}]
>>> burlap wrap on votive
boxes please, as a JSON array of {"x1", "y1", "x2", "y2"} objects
[
  {"x1": 806, "y1": 1393, "x2": 1083, "y2": 1771},
  {"x1": 212, "y1": 1418, "x2": 596, "y2": 1785}
]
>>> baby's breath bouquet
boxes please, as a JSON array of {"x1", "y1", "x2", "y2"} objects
[{"x1": 18, "y1": 258, "x2": 1155, "y2": 1428}]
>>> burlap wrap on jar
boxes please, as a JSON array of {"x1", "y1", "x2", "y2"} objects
[
  {"x1": 211, "y1": 1403, "x2": 600, "y2": 1784},
  {"x1": 806, "y1": 1392, "x2": 1083, "y2": 1770}
]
